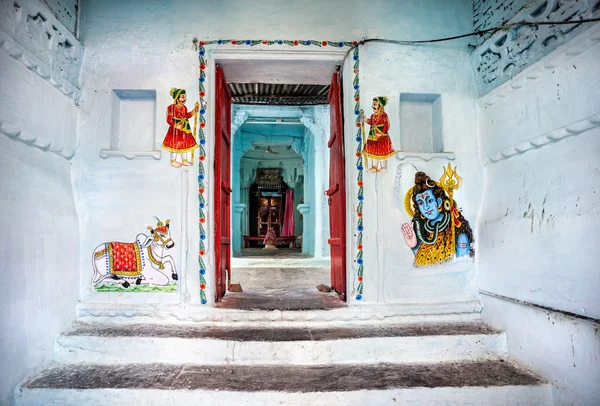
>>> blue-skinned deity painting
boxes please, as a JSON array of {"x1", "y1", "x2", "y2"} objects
[{"x1": 401, "y1": 164, "x2": 474, "y2": 267}]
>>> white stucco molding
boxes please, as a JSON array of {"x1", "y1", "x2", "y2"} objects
[
  {"x1": 471, "y1": 0, "x2": 600, "y2": 95},
  {"x1": 98, "y1": 149, "x2": 162, "y2": 160},
  {"x1": 75, "y1": 300, "x2": 482, "y2": 323},
  {"x1": 0, "y1": 0, "x2": 83, "y2": 101},
  {"x1": 231, "y1": 110, "x2": 249, "y2": 136},
  {"x1": 479, "y1": 22, "x2": 600, "y2": 106},
  {"x1": 481, "y1": 23, "x2": 600, "y2": 166},
  {"x1": 486, "y1": 113, "x2": 600, "y2": 165},
  {"x1": 299, "y1": 113, "x2": 328, "y2": 137},
  {"x1": 395, "y1": 152, "x2": 456, "y2": 161},
  {"x1": 0, "y1": 120, "x2": 74, "y2": 159}
]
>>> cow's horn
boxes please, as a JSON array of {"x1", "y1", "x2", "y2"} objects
[
  {"x1": 147, "y1": 226, "x2": 154, "y2": 234},
  {"x1": 166, "y1": 219, "x2": 170, "y2": 227}
]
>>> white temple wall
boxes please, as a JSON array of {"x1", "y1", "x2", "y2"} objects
[
  {"x1": 74, "y1": 0, "x2": 474, "y2": 306},
  {"x1": 0, "y1": 51, "x2": 79, "y2": 405},
  {"x1": 346, "y1": 42, "x2": 483, "y2": 305},
  {"x1": 345, "y1": 44, "x2": 483, "y2": 310},
  {"x1": 477, "y1": 25, "x2": 600, "y2": 405}
]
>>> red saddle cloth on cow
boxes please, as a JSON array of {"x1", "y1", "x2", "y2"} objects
[{"x1": 107, "y1": 242, "x2": 142, "y2": 276}]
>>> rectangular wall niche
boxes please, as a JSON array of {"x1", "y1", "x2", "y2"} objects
[
  {"x1": 399, "y1": 93, "x2": 443, "y2": 153},
  {"x1": 110, "y1": 90, "x2": 157, "y2": 151}
]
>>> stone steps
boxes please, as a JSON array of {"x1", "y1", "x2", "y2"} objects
[
  {"x1": 15, "y1": 360, "x2": 551, "y2": 406},
  {"x1": 55, "y1": 321, "x2": 507, "y2": 365},
  {"x1": 15, "y1": 319, "x2": 551, "y2": 405}
]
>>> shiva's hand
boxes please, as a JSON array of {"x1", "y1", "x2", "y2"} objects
[{"x1": 401, "y1": 223, "x2": 417, "y2": 248}]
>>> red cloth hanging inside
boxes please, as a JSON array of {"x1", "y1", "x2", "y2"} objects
[{"x1": 281, "y1": 189, "x2": 295, "y2": 237}]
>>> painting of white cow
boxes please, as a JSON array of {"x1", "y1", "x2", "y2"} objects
[{"x1": 91, "y1": 218, "x2": 178, "y2": 292}]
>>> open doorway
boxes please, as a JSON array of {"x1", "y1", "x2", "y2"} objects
[{"x1": 212, "y1": 55, "x2": 347, "y2": 310}]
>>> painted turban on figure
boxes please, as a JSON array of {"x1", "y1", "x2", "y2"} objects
[{"x1": 401, "y1": 165, "x2": 474, "y2": 267}]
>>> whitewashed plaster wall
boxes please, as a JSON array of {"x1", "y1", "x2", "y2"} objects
[
  {"x1": 82, "y1": 0, "x2": 473, "y2": 51},
  {"x1": 477, "y1": 24, "x2": 600, "y2": 405},
  {"x1": 75, "y1": 0, "x2": 474, "y2": 306},
  {"x1": 73, "y1": 77, "x2": 190, "y2": 305},
  {"x1": 0, "y1": 43, "x2": 79, "y2": 406},
  {"x1": 1, "y1": 1, "x2": 81, "y2": 404},
  {"x1": 345, "y1": 43, "x2": 483, "y2": 307}
]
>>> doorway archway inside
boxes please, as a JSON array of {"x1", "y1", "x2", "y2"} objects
[{"x1": 205, "y1": 47, "x2": 349, "y2": 309}]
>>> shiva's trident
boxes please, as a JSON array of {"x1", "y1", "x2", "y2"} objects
[{"x1": 439, "y1": 163, "x2": 462, "y2": 245}]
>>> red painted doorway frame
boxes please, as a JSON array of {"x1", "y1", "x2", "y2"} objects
[
  {"x1": 326, "y1": 69, "x2": 347, "y2": 301},
  {"x1": 214, "y1": 66, "x2": 232, "y2": 302}
]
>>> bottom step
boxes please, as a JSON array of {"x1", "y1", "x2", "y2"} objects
[{"x1": 16, "y1": 360, "x2": 551, "y2": 405}]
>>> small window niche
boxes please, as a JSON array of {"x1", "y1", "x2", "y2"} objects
[
  {"x1": 100, "y1": 89, "x2": 161, "y2": 160},
  {"x1": 397, "y1": 93, "x2": 454, "y2": 161}
]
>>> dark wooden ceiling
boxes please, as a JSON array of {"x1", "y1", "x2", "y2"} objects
[{"x1": 228, "y1": 83, "x2": 330, "y2": 105}]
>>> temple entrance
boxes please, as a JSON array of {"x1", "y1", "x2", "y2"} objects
[{"x1": 210, "y1": 52, "x2": 348, "y2": 309}]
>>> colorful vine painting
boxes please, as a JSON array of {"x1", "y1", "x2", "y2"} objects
[
  {"x1": 196, "y1": 39, "x2": 364, "y2": 303},
  {"x1": 352, "y1": 47, "x2": 364, "y2": 300},
  {"x1": 197, "y1": 47, "x2": 208, "y2": 305}
]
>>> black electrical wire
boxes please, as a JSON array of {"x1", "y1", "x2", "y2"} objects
[{"x1": 357, "y1": 17, "x2": 600, "y2": 46}]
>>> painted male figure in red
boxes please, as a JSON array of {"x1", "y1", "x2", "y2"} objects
[
  {"x1": 162, "y1": 88, "x2": 199, "y2": 168},
  {"x1": 361, "y1": 96, "x2": 395, "y2": 173}
]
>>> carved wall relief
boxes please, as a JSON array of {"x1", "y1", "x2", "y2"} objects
[
  {"x1": 471, "y1": 0, "x2": 600, "y2": 94},
  {"x1": 0, "y1": 0, "x2": 83, "y2": 99}
]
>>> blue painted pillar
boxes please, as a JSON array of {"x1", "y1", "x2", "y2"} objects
[
  {"x1": 301, "y1": 130, "x2": 315, "y2": 256},
  {"x1": 231, "y1": 146, "x2": 244, "y2": 254},
  {"x1": 232, "y1": 203, "x2": 246, "y2": 253},
  {"x1": 300, "y1": 109, "x2": 330, "y2": 258},
  {"x1": 297, "y1": 203, "x2": 312, "y2": 254},
  {"x1": 230, "y1": 109, "x2": 247, "y2": 255}
]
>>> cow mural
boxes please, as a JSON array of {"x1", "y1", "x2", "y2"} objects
[{"x1": 91, "y1": 218, "x2": 178, "y2": 291}]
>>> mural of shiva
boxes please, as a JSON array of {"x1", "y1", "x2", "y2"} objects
[{"x1": 401, "y1": 164, "x2": 474, "y2": 267}]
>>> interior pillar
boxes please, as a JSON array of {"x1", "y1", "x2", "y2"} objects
[
  {"x1": 232, "y1": 203, "x2": 246, "y2": 254},
  {"x1": 300, "y1": 112, "x2": 330, "y2": 258},
  {"x1": 297, "y1": 203, "x2": 312, "y2": 255}
]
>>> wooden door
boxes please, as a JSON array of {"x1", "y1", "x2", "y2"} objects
[
  {"x1": 258, "y1": 196, "x2": 282, "y2": 236},
  {"x1": 214, "y1": 66, "x2": 232, "y2": 301},
  {"x1": 326, "y1": 70, "x2": 347, "y2": 300}
]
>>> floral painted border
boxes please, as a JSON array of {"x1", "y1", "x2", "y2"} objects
[
  {"x1": 352, "y1": 46, "x2": 364, "y2": 301},
  {"x1": 196, "y1": 39, "x2": 363, "y2": 303},
  {"x1": 197, "y1": 46, "x2": 208, "y2": 305},
  {"x1": 201, "y1": 39, "x2": 358, "y2": 48}
]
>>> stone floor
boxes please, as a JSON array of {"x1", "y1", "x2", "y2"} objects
[
  {"x1": 23, "y1": 361, "x2": 543, "y2": 392},
  {"x1": 232, "y1": 248, "x2": 332, "y2": 267},
  {"x1": 217, "y1": 266, "x2": 344, "y2": 311},
  {"x1": 234, "y1": 248, "x2": 306, "y2": 258}
]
